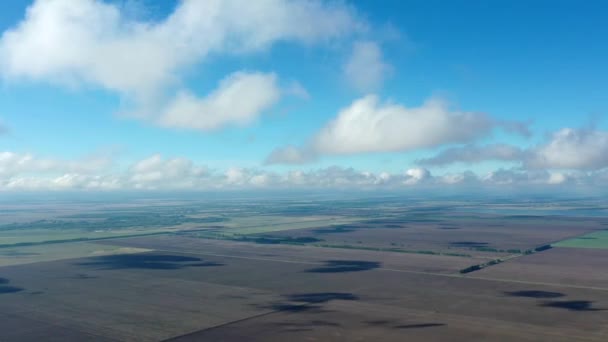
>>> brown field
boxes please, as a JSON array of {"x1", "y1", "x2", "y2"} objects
[
  {"x1": 253, "y1": 215, "x2": 604, "y2": 257},
  {"x1": 1, "y1": 235, "x2": 607, "y2": 341},
  {"x1": 472, "y1": 247, "x2": 608, "y2": 288},
  {"x1": 100, "y1": 235, "x2": 486, "y2": 274}
]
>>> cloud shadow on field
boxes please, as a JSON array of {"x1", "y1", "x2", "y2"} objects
[
  {"x1": 312, "y1": 226, "x2": 357, "y2": 234},
  {"x1": 394, "y1": 323, "x2": 446, "y2": 329},
  {"x1": 305, "y1": 260, "x2": 380, "y2": 273},
  {"x1": 540, "y1": 300, "x2": 604, "y2": 311},
  {"x1": 0, "y1": 277, "x2": 24, "y2": 294},
  {"x1": 259, "y1": 292, "x2": 359, "y2": 313},
  {"x1": 71, "y1": 273, "x2": 98, "y2": 280},
  {"x1": 76, "y1": 253, "x2": 224, "y2": 270},
  {"x1": 275, "y1": 320, "x2": 341, "y2": 332},
  {"x1": 505, "y1": 290, "x2": 565, "y2": 299},
  {"x1": 0, "y1": 285, "x2": 23, "y2": 294},
  {"x1": 286, "y1": 292, "x2": 359, "y2": 303},
  {"x1": 449, "y1": 241, "x2": 489, "y2": 248}
]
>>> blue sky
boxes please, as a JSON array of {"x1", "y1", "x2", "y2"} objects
[{"x1": 0, "y1": 0, "x2": 607, "y2": 191}]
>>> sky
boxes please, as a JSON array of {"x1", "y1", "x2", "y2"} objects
[{"x1": 0, "y1": 0, "x2": 607, "y2": 191}]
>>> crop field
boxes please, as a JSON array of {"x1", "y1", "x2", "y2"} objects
[
  {"x1": 246, "y1": 215, "x2": 603, "y2": 258},
  {"x1": 1, "y1": 237, "x2": 607, "y2": 341},
  {"x1": 1, "y1": 196, "x2": 608, "y2": 341},
  {"x1": 98, "y1": 235, "x2": 487, "y2": 274},
  {"x1": 473, "y1": 247, "x2": 608, "y2": 288},
  {"x1": 552, "y1": 230, "x2": 608, "y2": 249},
  {"x1": 0, "y1": 242, "x2": 151, "y2": 267}
]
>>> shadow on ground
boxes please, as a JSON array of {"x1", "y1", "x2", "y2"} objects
[
  {"x1": 312, "y1": 226, "x2": 357, "y2": 234},
  {"x1": 450, "y1": 241, "x2": 489, "y2": 248},
  {"x1": 540, "y1": 300, "x2": 604, "y2": 312},
  {"x1": 76, "y1": 253, "x2": 224, "y2": 270},
  {"x1": 259, "y1": 292, "x2": 359, "y2": 313},
  {"x1": 287, "y1": 292, "x2": 359, "y2": 303},
  {"x1": 275, "y1": 320, "x2": 341, "y2": 332},
  {"x1": 0, "y1": 277, "x2": 23, "y2": 294},
  {"x1": 394, "y1": 323, "x2": 446, "y2": 329},
  {"x1": 305, "y1": 260, "x2": 380, "y2": 273},
  {"x1": 505, "y1": 290, "x2": 565, "y2": 299},
  {"x1": 364, "y1": 319, "x2": 446, "y2": 330}
]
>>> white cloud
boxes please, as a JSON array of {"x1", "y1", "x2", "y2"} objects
[
  {"x1": 547, "y1": 172, "x2": 568, "y2": 185},
  {"x1": 265, "y1": 145, "x2": 316, "y2": 165},
  {"x1": 0, "y1": 0, "x2": 362, "y2": 128},
  {"x1": 0, "y1": 0, "x2": 361, "y2": 93},
  {"x1": 418, "y1": 144, "x2": 525, "y2": 166},
  {"x1": 526, "y1": 128, "x2": 608, "y2": 170},
  {"x1": 266, "y1": 95, "x2": 529, "y2": 164},
  {"x1": 344, "y1": 40, "x2": 391, "y2": 92},
  {"x1": 404, "y1": 167, "x2": 431, "y2": 185},
  {"x1": 0, "y1": 151, "x2": 111, "y2": 176},
  {"x1": 159, "y1": 71, "x2": 280, "y2": 131},
  {"x1": 440, "y1": 171, "x2": 479, "y2": 185},
  {"x1": 417, "y1": 127, "x2": 608, "y2": 172},
  {"x1": 480, "y1": 168, "x2": 577, "y2": 186},
  {"x1": 312, "y1": 95, "x2": 494, "y2": 155},
  {"x1": 129, "y1": 154, "x2": 206, "y2": 188},
  {"x1": 3, "y1": 151, "x2": 606, "y2": 191}
]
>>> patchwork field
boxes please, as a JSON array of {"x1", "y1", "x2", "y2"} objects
[
  {"x1": 1, "y1": 237, "x2": 607, "y2": 341},
  {"x1": 473, "y1": 247, "x2": 608, "y2": 288},
  {"x1": 553, "y1": 230, "x2": 608, "y2": 249},
  {"x1": 0, "y1": 242, "x2": 151, "y2": 267},
  {"x1": 1, "y1": 196, "x2": 607, "y2": 341},
  {"x1": 246, "y1": 215, "x2": 604, "y2": 258}
]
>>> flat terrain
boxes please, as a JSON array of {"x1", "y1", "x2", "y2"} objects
[
  {"x1": 474, "y1": 247, "x2": 608, "y2": 289},
  {"x1": 1, "y1": 196, "x2": 607, "y2": 341},
  {"x1": 0, "y1": 242, "x2": 150, "y2": 267},
  {"x1": 251, "y1": 215, "x2": 603, "y2": 257},
  {"x1": 1, "y1": 235, "x2": 607, "y2": 341},
  {"x1": 553, "y1": 230, "x2": 608, "y2": 249}
]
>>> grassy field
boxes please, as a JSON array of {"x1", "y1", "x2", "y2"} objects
[
  {"x1": 0, "y1": 227, "x2": 179, "y2": 247},
  {"x1": 552, "y1": 230, "x2": 608, "y2": 249},
  {"x1": 220, "y1": 217, "x2": 362, "y2": 235},
  {"x1": 0, "y1": 242, "x2": 151, "y2": 266}
]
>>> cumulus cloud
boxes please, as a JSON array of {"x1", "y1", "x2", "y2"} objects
[
  {"x1": 313, "y1": 95, "x2": 495, "y2": 154},
  {"x1": 418, "y1": 144, "x2": 525, "y2": 166},
  {"x1": 264, "y1": 145, "x2": 316, "y2": 165},
  {"x1": 128, "y1": 154, "x2": 207, "y2": 188},
  {"x1": 0, "y1": 151, "x2": 111, "y2": 177},
  {"x1": 0, "y1": 0, "x2": 362, "y2": 129},
  {"x1": 481, "y1": 168, "x2": 582, "y2": 186},
  {"x1": 440, "y1": 170, "x2": 479, "y2": 185},
  {"x1": 159, "y1": 71, "x2": 280, "y2": 131},
  {"x1": 266, "y1": 95, "x2": 531, "y2": 164},
  {"x1": 2, "y1": 151, "x2": 606, "y2": 191},
  {"x1": 404, "y1": 167, "x2": 431, "y2": 185},
  {"x1": 267, "y1": 94, "x2": 506, "y2": 164},
  {"x1": 417, "y1": 127, "x2": 608, "y2": 172},
  {"x1": 344, "y1": 40, "x2": 391, "y2": 92},
  {"x1": 525, "y1": 128, "x2": 608, "y2": 170}
]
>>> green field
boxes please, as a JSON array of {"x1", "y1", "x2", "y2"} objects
[
  {"x1": 552, "y1": 230, "x2": 608, "y2": 249},
  {"x1": 223, "y1": 217, "x2": 361, "y2": 235},
  {"x1": 0, "y1": 242, "x2": 151, "y2": 266}
]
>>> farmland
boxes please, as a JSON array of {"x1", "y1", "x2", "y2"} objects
[
  {"x1": 1, "y1": 195, "x2": 607, "y2": 341},
  {"x1": 552, "y1": 230, "x2": 608, "y2": 249}
]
